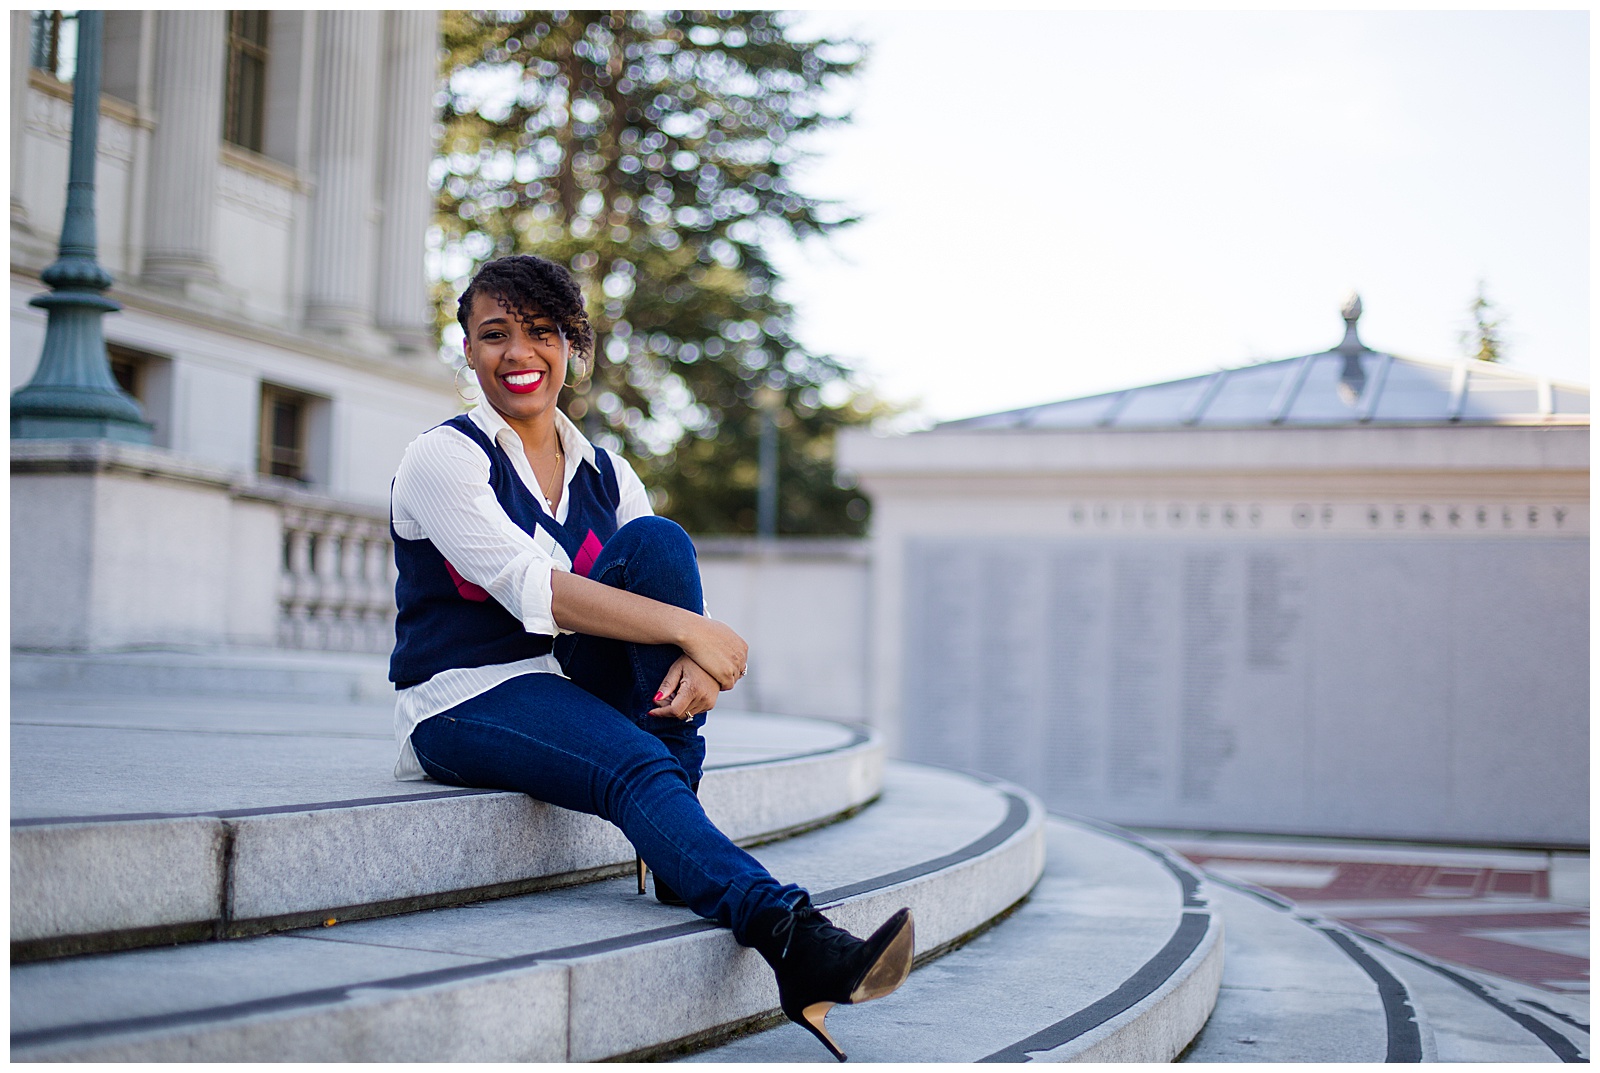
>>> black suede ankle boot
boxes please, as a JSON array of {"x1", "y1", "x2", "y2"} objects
[
  {"x1": 652, "y1": 871, "x2": 689, "y2": 906},
  {"x1": 748, "y1": 896, "x2": 915, "y2": 1062}
]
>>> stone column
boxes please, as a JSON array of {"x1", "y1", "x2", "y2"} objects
[
  {"x1": 142, "y1": 10, "x2": 225, "y2": 287},
  {"x1": 304, "y1": 10, "x2": 382, "y2": 334},
  {"x1": 375, "y1": 11, "x2": 437, "y2": 351},
  {"x1": 11, "y1": 11, "x2": 34, "y2": 228}
]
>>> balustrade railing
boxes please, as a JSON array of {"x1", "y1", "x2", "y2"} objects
[{"x1": 278, "y1": 501, "x2": 394, "y2": 653}]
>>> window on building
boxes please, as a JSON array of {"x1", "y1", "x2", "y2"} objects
[
  {"x1": 106, "y1": 344, "x2": 174, "y2": 447},
  {"x1": 224, "y1": 11, "x2": 269, "y2": 152},
  {"x1": 29, "y1": 10, "x2": 78, "y2": 83},
  {"x1": 259, "y1": 384, "x2": 310, "y2": 482},
  {"x1": 108, "y1": 346, "x2": 143, "y2": 399}
]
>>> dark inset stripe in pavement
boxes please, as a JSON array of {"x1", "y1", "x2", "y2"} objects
[
  {"x1": 1213, "y1": 868, "x2": 1579, "y2": 1063},
  {"x1": 703, "y1": 727, "x2": 871, "y2": 770},
  {"x1": 1350, "y1": 929, "x2": 1587, "y2": 1062},
  {"x1": 1521, "y1": 999, "x2": 1589, "y2": 1035},
  {"x1": 978, "y1": 910, "x2": 1213, "y2": 1062},
  {"x1": 873, "y1": 774, "x2": 1198, "y2": 910},
  {"x1": 1201, "y1": 868, "x2": 1297, "y2": 910},
  {"x1": 1316, "y1": 926, "x2": 1423, "y2": 1063},
  {"x1": 814, "y1": 793, "x2": 1029, "y2": 905},
  {"x1": 1054, "y1": 812, "x2": 1207, "y2": 910},
  {"x1": 10, "y1": 729, "x2": 872, "y2": 828},
  {"x1": 11, "y1": 790, "x2": 1031, "y2": 1052}
]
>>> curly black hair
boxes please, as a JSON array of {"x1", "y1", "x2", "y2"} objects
[{"x1": 456, "y1": 255, "x2": 595, "y2": 359}]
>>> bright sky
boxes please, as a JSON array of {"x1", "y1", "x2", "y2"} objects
[{"x1": 771, "y1": 9, "x2": 1590, "y2": 424}]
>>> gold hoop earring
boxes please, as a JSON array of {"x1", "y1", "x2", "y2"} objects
[
  {"x1": 561, "y1": 334, "x2": 589, "y2": 390},
  {"x1": 567, "y1": 351, "x2": 591, "y2": 387},
  {"x1": 454, "y1": 362, "x2": 481, "y2": 404}
]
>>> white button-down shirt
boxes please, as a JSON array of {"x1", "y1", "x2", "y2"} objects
[{"x1": 388, "y1": 404, "x2": 653, "y2": 779}]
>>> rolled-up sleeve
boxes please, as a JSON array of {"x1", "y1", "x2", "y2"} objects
[{"x1": 392, "y1": 427, "x2": 565, "y2": 637}]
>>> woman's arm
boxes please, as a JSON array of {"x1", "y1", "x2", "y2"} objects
[
  {"x1": 398, "y1": 427, "x2": 745, "y2": 688},
  {"x1": 394, "y1": 427, "x2": 566, "y2": 637},
  {"x1": 550, "y1": 570, "x2": 747, "y2": 689}
]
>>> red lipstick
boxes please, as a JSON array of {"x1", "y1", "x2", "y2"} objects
[{"x1": 501, "y1": 370, "x2": 545, "y2": 395}]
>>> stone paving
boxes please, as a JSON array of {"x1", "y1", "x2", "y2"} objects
[
  {"x1": 9, "y1": 676, "x2": 879, "y2": 963},
  {"x1": 10, "y1": 686, "x2": 853, "y2": 820},
  {"x1": 1156, "y1": 834, "x2": 1590, "y2": 996},
  {"x1": 10, "y1": 650, "x2": 1586, "y2": 1062}
]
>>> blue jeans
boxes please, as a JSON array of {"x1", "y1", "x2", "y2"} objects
[{"x1": 409, "y1": 516, "x2": 805, "y2": 944}]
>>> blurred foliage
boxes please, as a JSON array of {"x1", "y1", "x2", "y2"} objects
[
  {"x1": 1461, "y1": 279, "x2": 1507, "y2": 364},
  {"x1": 433, "y1": 9, "x2": 890, "y2": 535}
]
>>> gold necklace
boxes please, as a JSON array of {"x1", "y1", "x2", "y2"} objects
[{"x1": 537, "y1": 444, "x2": 564, "y2": 510}]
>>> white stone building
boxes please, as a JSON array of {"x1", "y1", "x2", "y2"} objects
[
  {"x1": 833, "y1": 300, "x2": 1588, "y2": 845},
  {"x1": 10, "y1": 11, "x2": 456, "y2": 653}
]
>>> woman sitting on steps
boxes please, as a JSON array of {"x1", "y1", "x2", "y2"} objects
[{"x1": 387, "y1": 253, "x2": 911, "y2": 1060}]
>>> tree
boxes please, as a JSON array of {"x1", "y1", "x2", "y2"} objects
[
  {"x1": 433, "y1": 10, "x2": 886, "y2": 535},
  {"x1": 1462, "y1": 279, "x2": 1508, "y2": 363}
]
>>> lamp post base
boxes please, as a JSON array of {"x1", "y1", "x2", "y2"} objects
[{"x1": 11, "y1": 412, "x2": 154, "y2": 442}]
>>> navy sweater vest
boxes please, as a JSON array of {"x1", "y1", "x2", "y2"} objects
[{"x1": 389, "y1": 414, "x2": 621, "y2": 687}]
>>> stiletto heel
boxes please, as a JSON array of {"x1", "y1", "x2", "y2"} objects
[
  {"x1": 635, "y1": 855, "x2": 647, "y2": 895},
  {"x1": 752, "y1": 898, "x2": 915, "y2": 1063},
  {"x1": 798, "y1": 1001, "x2": 845, "y2": 1061}
]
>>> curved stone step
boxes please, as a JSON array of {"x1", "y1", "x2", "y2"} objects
[
  {"x1": 1179, "y1": 877, "x2": 1396, "y2": 1061},
  {"x1": 1361, "y1": 936, "x2": 1587, "y2": 1063},
  {"x1": 11, "y1": 701, "x2": 881, "y2": 959},
  {"x1": 1183, "y1": 872, "x2": 1588, "y2": 1063},
  {"x1": 688, "y1": 813, "x2": 1224, "y2": 1063},
  {"x1": 11, "y1": 648, "x2": 396, "y2": 703},
  {"x1": 9, "y1": 763, "x2": 1045, "y2": 1062}
]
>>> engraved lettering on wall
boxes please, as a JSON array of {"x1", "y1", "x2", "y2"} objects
[{"x1": 1180, "y1": 552, "x2": 1235, "y2": 802}]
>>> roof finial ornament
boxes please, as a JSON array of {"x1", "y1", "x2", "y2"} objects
[
  {"x1": 1339, "y1": 291, "x2": 1364, "y2": 352},
  {"x1": 1336, "y1": 291, "x2": 1368, "y2": 403}
]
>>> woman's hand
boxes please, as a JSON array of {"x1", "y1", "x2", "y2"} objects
[
  {"x1": 650, "y1": 656, "x2": 721, "y2": 721},
  {"x1": 549, "y1": 571, "x2": 748, "y2": 688},
  {"x1": 678, "y1": 616, "x2": 749, "y2": 690}
]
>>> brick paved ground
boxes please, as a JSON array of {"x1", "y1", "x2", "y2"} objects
[{"x1": 1153, "y1": 837, "x2": 1589, "y2": 995}]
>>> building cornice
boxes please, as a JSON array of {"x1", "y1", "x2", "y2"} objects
[
  {"x1": 11, "y1": 267, "x2": 452, "y2": 392},
  {"x1": 10, "y1": 438, "x2": 389, "y2": 517},
  {"x1": 839, "y1": 424, "x2": 1590, "y2": 480},
  {"x1": 26, "y1": 69, "x2": 149, "y2": 129},
  {"x1": 219, "y1": 142, "x2": 307, "y2": 193}
]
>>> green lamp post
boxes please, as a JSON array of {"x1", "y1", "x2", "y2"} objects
[
  {"x1": 755, "y1": 385, "x2": 782, "y2": 539},
  {"x1": 12, "y1": 10, "x2": 151, "y2": 442}
]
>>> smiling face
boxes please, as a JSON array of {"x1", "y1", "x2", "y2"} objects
[{"x1": 463, "y1": 291, "x2": 569, "y2": 432}]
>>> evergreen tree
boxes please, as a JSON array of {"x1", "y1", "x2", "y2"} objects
[
  {"x1": 1462, "y1": 279, "x2": 1508, "y2": 363},
  {"x1": 434, "y1": 10, "x2": 884, "y2": 535}
]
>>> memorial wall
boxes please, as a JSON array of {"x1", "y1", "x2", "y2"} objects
[
  {"x1": 898, "y1": 497, "x2": 1587, "y2": 844},
  {"x1": 844, "y1": 413, "x2": 1589, "y2": 847}
]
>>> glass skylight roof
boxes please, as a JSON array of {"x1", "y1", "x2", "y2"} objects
[{"x1": 942, "y1": 303, "x2": 1587, "y2": 431}]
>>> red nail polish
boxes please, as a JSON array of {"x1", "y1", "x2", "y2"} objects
[{"x1": 654, "y1": 691, "x2": 664, "y2": 702}]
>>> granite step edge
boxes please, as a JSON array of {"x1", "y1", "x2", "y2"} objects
[
  {"x1": 1186, "y1": 865, "x2": 1588, "y2": 1063},
  {"x1": 12, "y1": 768, "x2": 1048, "y2": 1062},
  {"x1": 1038, "y1": 819, "x2": 1224, "y2": 1063},
  {"x1": 11, "y1": 726, "x2": 883, "y2": 959},
  {"x1": 686, "y1": 812, "x2": 1226, "y2": 1064},
  {"x1": 11, "y1": 649, "x2": 395, "y2": 703}
]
